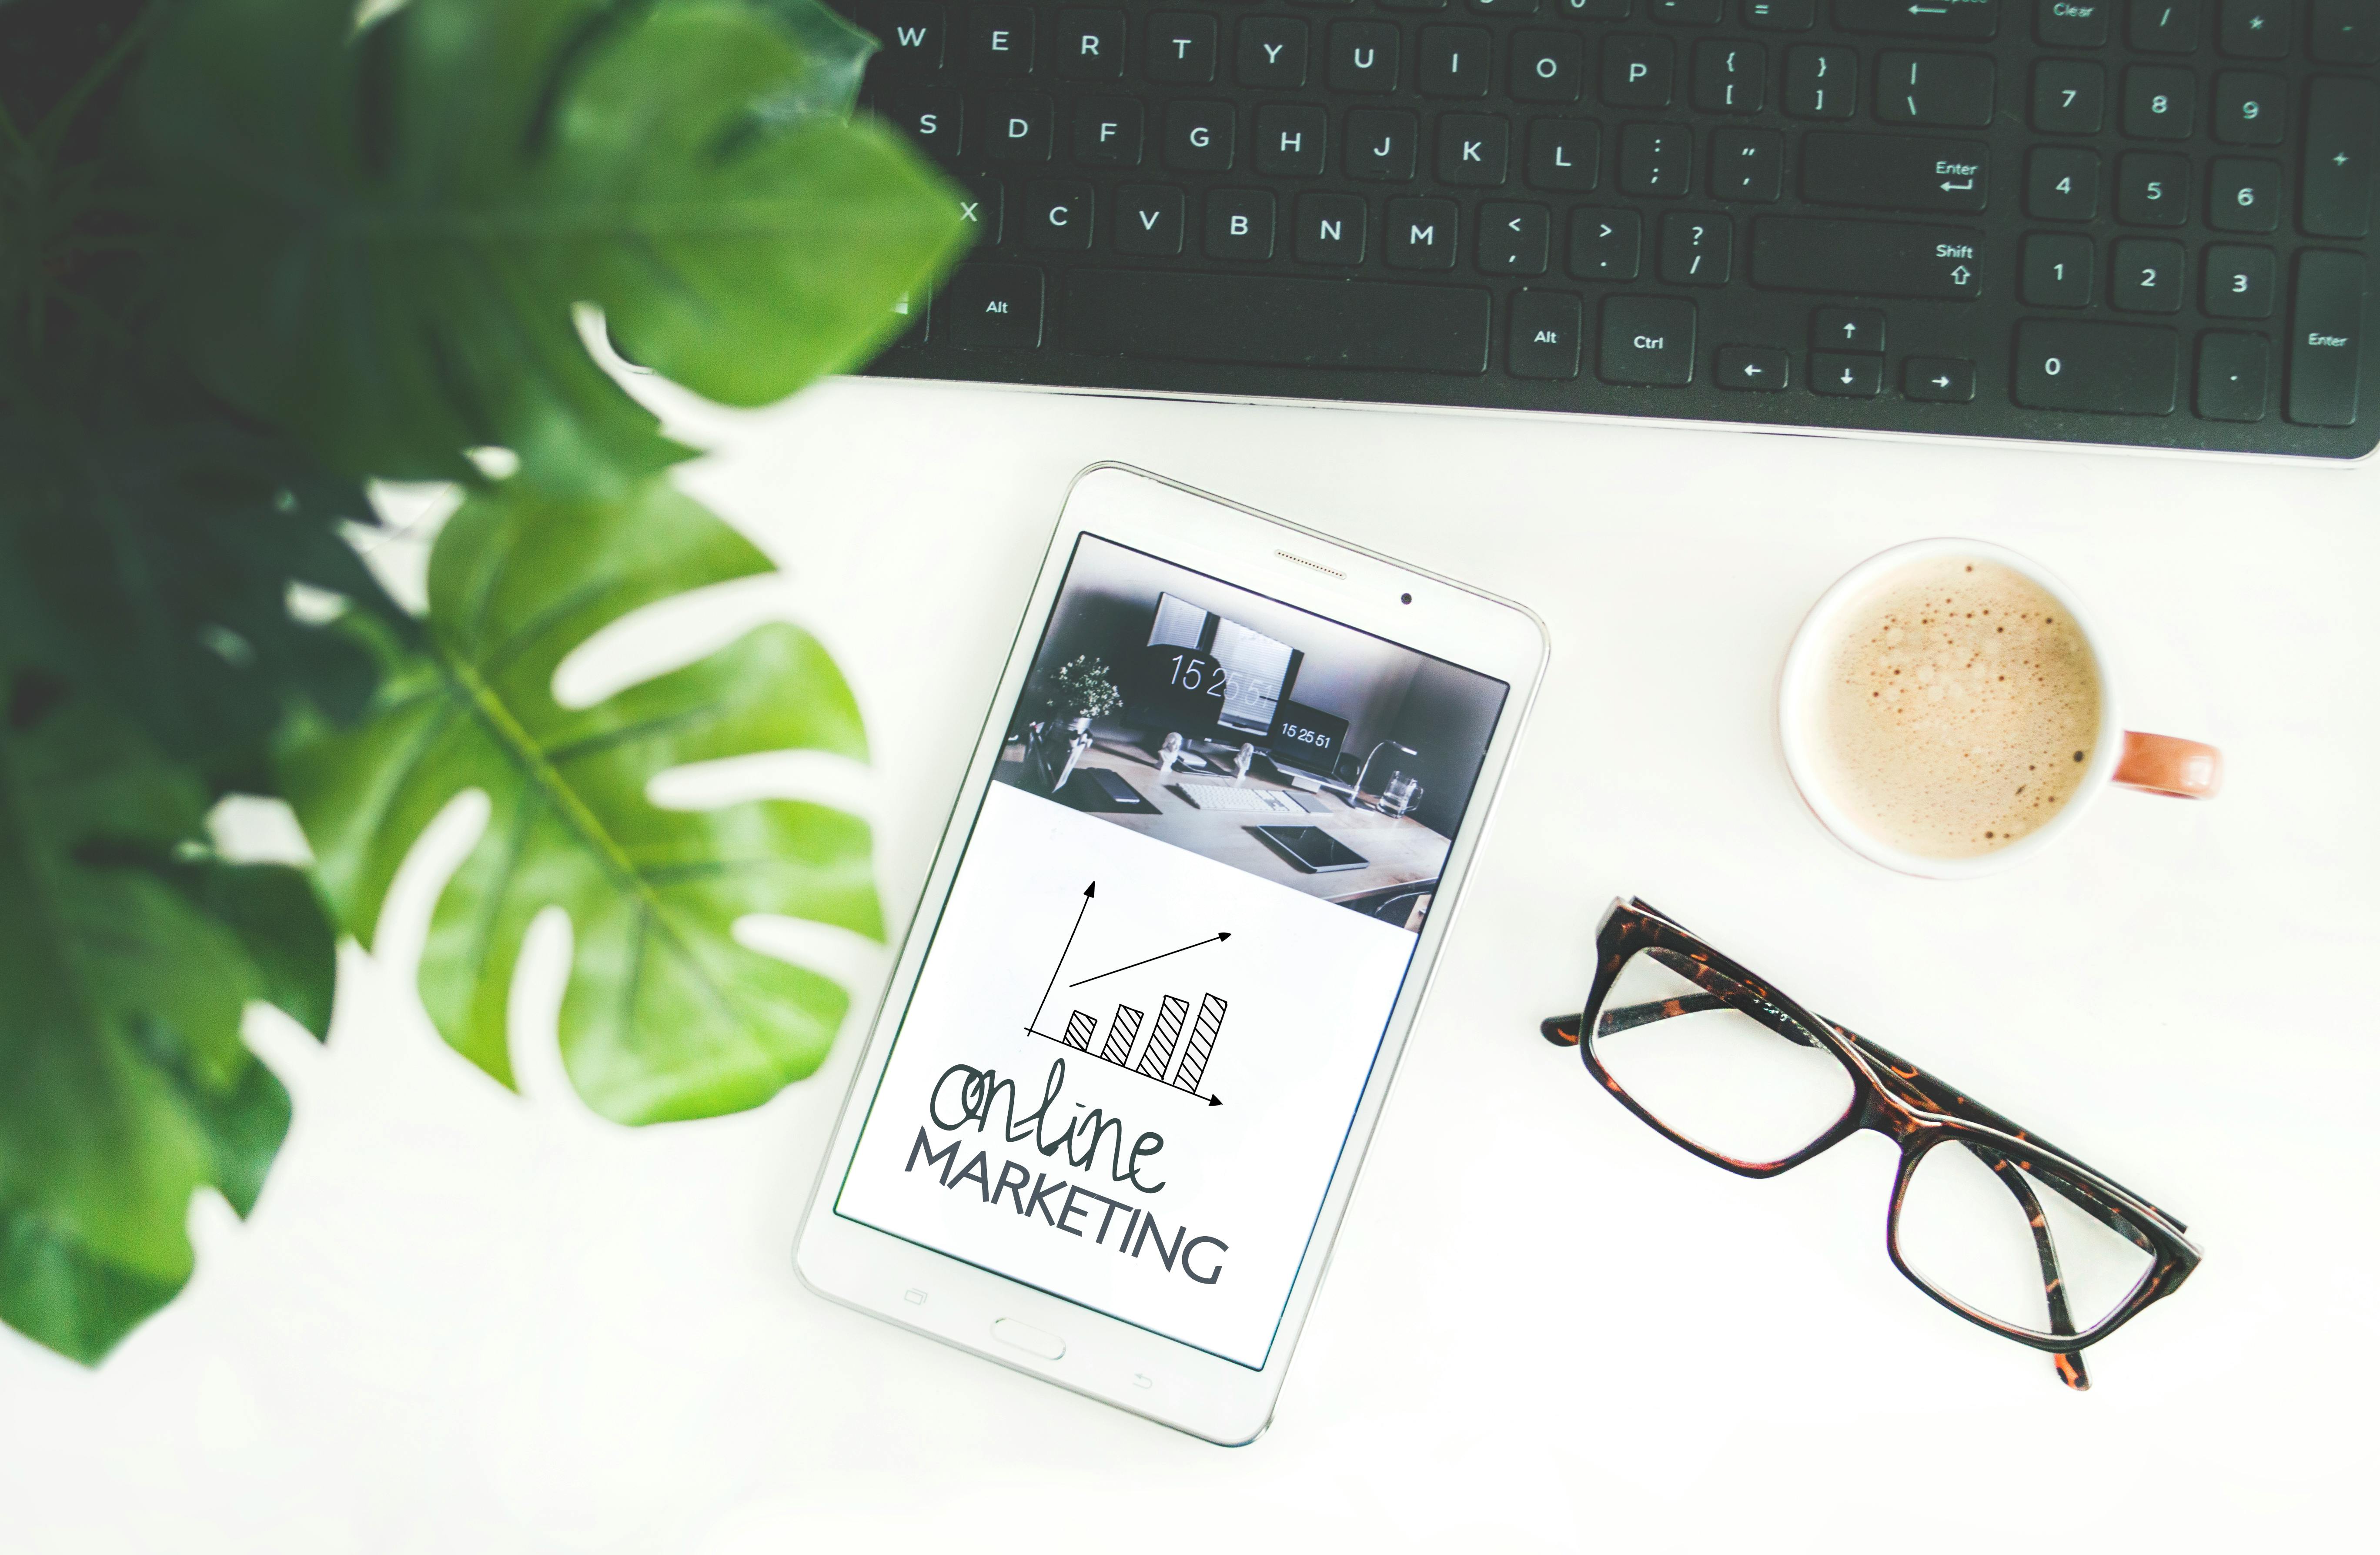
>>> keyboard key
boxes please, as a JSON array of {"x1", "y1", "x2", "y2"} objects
[
  {"x1": 2128, "y1": 0, "x2": 2203, "y2": 51},
  {"x1": 2032, "y1": 60, "x2": 2106, "y2": 133},
  {"x1": 2302, "y1": 78, "x2": 2377, "y2": 238},
  {"x1": 1387, "y1": 196, "x2": 1462, "y2": 267},
  {"x1": 1837, "y1": 0, "x2": 2002, "y2": 39},
  {"x1": 2116, "y1": 152, "x2": 2193, "y2": 224},
  {"x1": 1716, "y1": 344, "x2": 1792, "y2": 388},
  {"x1": 1876, "y1": 52, "x2": 1997, "y2": 127},
  {"x1": 1751, "y1": 216, "x2": 1986, "y2": 295},
  {"x1": 1810, "y1": 350, "x2": 1885, "y2": 395},
  {"x1": 1420, "y1": 26, "x2": 1496, "y2": 96},
  {"x1": 2038, "y1": 0, "x2": 2113, "y2": 45},
  {"x1": 2203, "y1": 242, "x2": 2277, "y2": 315},
  {"x1": 1599, "y1": 295, "x2": 1697, "y2": 384},
  {"x1": 2196, "y1": 331, "x2": 2270, "y2": 420},
  {"x1": 2022, "y1": 231, "x2": 2098, "y2": 304},
  {"x1": 1905, "y1": 356, "x2": 1978, "y2": 400},
  {"x1": 983, "y1": 92, "x2": 1054, "y2": 161},
  {"x1": 1054, "y1": 9, "x2": 1123, "y2": 80},
  {"x1": 2011, "y1": 319, "x2": 2179, "y2": 413},
  {"x1": 1619, "y1": 124, "x2": 1692, "y2": 194},
  {"x1": 1745, "y1": 0, "x2": 1820, "y2": 29},
  {"x1": 1693, "y1": 41, "x2": 1767, "y2": 113},
  {"x1": 1528, "y1": 119, "x2": 1601, "y2": 189},
  {"x1": 1604, "y1": 36, "x2": 1677, "y2": 106},
  {"x1": 1255, "y1": 105, "x2": 1329, "y2": 175},
  {"x1": 1784, "y1": 45, "x2": 1859, "y2": 119},
  {"x1": 946, "y1": 264, "x2": 1045, "y2": 349},
  {"x1": 2310, "y1": 0, "x2": 2380, "y2": 61},
  {"x1": 1294, "y1": 193, "x2": 1368, "y2": 262},
  {"x1": 1238, "y1": 19, "x2": 1311, "y2": 87},
  {"x1": 1509, "y1": 290, "x2": 1585, "y2": 378},
  {"x1": 2286, "y1": 248, "x2": 2363, "y2": 423},
  {"x1": 2216, "y1": 0, "x2": 2290, "y2": 57},
  {"x1": 1800, "y1": 133, "x2": 1989, "y2": 212},
  {"x1": 2028, "y1": 146, "x2": 2102, "y2": 218},
  {"x1": 1556, "y1": 0, "x2": 1632, "y2": 13},
  {"x1": 1347, "y1": 109, "x2": 1420, "y2": 179},
  {"x1": 1569, "y1": 207, "x2": 1645, "y2": 276},
  {"x1": 1480, "y1": 201, "x2": 1554, "y2": 271},
  {"x1": 2208, "y1": 158, "x2": 2282, "y2": 232},
  {"x1": 1148, "y1": 13, "x2": 1219, "y2": 82},
  {"x1": 2122, "y1": 66, "x2": 2195, "y2": 138},
  {"x1": 2110, "y1": 237, "x2": 2186, "y2": 310},
  {"x1": 1513, "y1": 30, "x2": 1586, "y2": 100},
  {"x1": 1812, "y1": 307, "x2": 1886, "y2": 350},
  {"x1": 1711, "y1": 129, "x2": 1786, "y2": 200},
  {"x1": 1115, "y1": 185, "x2": 1187, "y2": 255},
  {"x1": 2213, "y1": 71, "x2": 2286, "y2": 144},
  {"x1": 880, "y1": 88, "x2": 964, "y2": 160},
  {"x1": 1023, "y1": 180, "x2": 1094, "y2": 249},
  {"x1": 1651, "y1": 0, "x2": 1724, "y2": 20},
  {"x1": 1074, "y1": 99, "x2": 1145, "y2": 165},
  {"x1": 1205, "y1": 189, "x2": 1277, "y2": 259},
  {"x1": 1056, "y1": 271, "x2": 1491, "y2": 372},
  {"x1": 1659, "y1": 211, "x2": 1734, "y2": 282},
  {"x1": 1438, "y1": 114, "x2": 1512, "y2": 184},
  {"x1": 971, "y1": 7, "x2": 1036, "y2": 74},
  {"x1": 1165, "y1": 101, "x2": 1236, "y2": 170},
  {"x1": 1328, "y1": 22, "x2": 1402, "y2": 91},
  {"x1": 957, "y1": 174, "x2": 1003, "y2": 244},
  {"x1": 876, "y1": 3, "x2": 948, "y2": 70},
  {"x1": 1472, "y1": 0, "x2": 1543, "y2": 12}
]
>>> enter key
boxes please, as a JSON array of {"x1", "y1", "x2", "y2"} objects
[{"x1": 2287, "y1": 251, "x2": 2365, "y2": 428}]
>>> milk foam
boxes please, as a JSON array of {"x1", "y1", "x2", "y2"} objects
[{"x1": 1812, "y1": 557, "x2": 2101, "y2": 859}]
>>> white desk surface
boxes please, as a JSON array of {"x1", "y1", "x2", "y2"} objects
[{"x1": 5, "y1": 379, "x2": 2374, "y2": 1553}]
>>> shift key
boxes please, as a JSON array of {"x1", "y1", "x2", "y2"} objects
[{"x1": 2288, "y1": 251, "x2": 2365, "y2": 427}]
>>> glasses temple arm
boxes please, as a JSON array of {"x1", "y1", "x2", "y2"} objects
[{"x1": 1987, "y1": 1152, "x2": 2093, "y2": 1391}]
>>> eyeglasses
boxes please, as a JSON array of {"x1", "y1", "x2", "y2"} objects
[{"x1": 1541, "y1": 898, "x2": 2200, "y2": 1390}]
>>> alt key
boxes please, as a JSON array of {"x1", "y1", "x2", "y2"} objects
[
  {"x1": 1715, "y1": 345, "x2": 1791, "y2": 391},
  {"x1": 1904, "y1": 356, "x2": 1976, "y2": 402}
]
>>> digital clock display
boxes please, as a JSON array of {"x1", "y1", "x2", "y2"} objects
[
  {"x1": 1135, "y1": 644, "x2": 1236, "y2": 731},
  {"x1": 1269, "y1": 700, "x2": 1347, "y2": 772}
]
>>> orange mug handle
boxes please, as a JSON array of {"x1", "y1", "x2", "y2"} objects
[{"x1": 2114, "y1": 731, "x2": 2223, "y2": 799}]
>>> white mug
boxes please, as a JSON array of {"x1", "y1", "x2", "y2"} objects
[{"x1": 1777, "y1": 538, "x2": 2222, "y2": 880}]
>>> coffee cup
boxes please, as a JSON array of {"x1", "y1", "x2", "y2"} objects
[{"x1": 1778, "y1": 538, "x2": 2221, "y2": 880}]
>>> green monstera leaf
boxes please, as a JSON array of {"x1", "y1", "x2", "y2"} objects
[
  {"x1": 280, "y1": 479, "x2": 883, "y2": 1125},
  {"x1": 0, "y1": 679, "x2": 334, "y2": 1365},
  {"x1": 134, "y1": 0, "x2": 969, "y2": 490}
]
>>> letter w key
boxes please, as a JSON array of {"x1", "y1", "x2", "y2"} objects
[{"x1": 875, "y1": 2, "x2": 947, "y2": 68}]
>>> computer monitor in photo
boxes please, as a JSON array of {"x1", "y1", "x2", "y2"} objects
[
  {"x1": 1267, "y1": 700, "x2": 1350, "y2": 786},
  {"x1": 1138, "y1": 591, "x2": 1302, "y2": 742}
]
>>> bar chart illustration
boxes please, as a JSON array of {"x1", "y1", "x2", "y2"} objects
[{"x1": 1026, "y1": 881, "x2": 1231, "y2": 1104}]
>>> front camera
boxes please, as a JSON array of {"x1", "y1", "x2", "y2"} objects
[{"x1": 1399, "y1": 592, "x2": 1413, "y2": 604}]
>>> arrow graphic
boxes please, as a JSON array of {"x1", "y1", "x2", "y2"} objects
[
  {"x1": 1070, "y1": 932, "x2": 1232, "y2": 988},
  {"x1": 1932, "y1": 373, "x2": 1952, "y2": 388},
  {"x1": 1029, "y1": 882, "x2": 1095, "y2": 1034}
]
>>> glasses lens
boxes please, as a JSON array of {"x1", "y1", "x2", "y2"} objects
[
  {"x1": 1591, "y1": 947, "x2": 1856, "y2": 1168},
  {"x1": 1895, "y1": 1139, "x2": 2156, "y2": 1338}
]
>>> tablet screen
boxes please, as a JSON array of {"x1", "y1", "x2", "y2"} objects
[{"x1": 833, "y1": 535, "x2": 1510, "y2": 1368}]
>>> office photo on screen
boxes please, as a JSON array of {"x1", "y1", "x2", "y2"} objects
[{"x1": 994, "y1": 535, "x2": 1508, "y2": 934}]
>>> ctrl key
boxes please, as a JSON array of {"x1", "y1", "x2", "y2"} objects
[
  {"x1": 945, "y1": 264, "x2": 1045, "y2": 351},
  {"x1": 1598, "y1": 296, "x2": 1696, "y2": 387}
]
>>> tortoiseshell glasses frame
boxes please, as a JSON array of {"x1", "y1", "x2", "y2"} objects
[{"x1": 1541, "y1": 898, "x2": 2201, "y2": 1390}]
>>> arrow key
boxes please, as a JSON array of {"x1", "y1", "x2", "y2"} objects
[
  {"x1": 1904, "y1": 355, "x2": 1976, "y2": 402},
  {"x1": 1810, "y1": 351, "x2": 1884, "y2": 397},
  {"x1": 1717, "y1": 344, "x2": 1792, "y2": 391},
  {"x1": 1812, "y1": 307, "x2": 1886, "y2": 352}
]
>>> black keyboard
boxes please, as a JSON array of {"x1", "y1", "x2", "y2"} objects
[{"x1": 848, "y1": 0, "x2": 2377, "y2": 458}]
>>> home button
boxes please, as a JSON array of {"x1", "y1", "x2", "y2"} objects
[{"x1": 990, "y1": 1318, "x2": 1066, "y2": 1361}]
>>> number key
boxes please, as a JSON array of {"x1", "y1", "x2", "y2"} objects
[
  {"x1": 2123, "y1": 66, "x2": 2195, "y2": 139},
  {"x1": 2033, "y1": 61, "x2": 2106, "y2": 134},
  {"x1": 2117, "y1": 152, "x2": 2192, "y2": 225},
  {"x1": 2028, "y1": 147, "x2": 2102, "y2": 220},
  {"x1": 2022, "y1": 233, "x2": 2097, "y2": 307},
  {"x1": 2213, "y1": 72, "x2": 2286, "y2": 145},
  {"x1": 2207, "y1": 158, "x2": 2281, "y2": 232},
  {"x1": 2110, "y1": 238, "x2": 2185, "y2": 312},
  {"x1": 2202, "y1": 243, "x2": 2276, "y2": 317}
]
